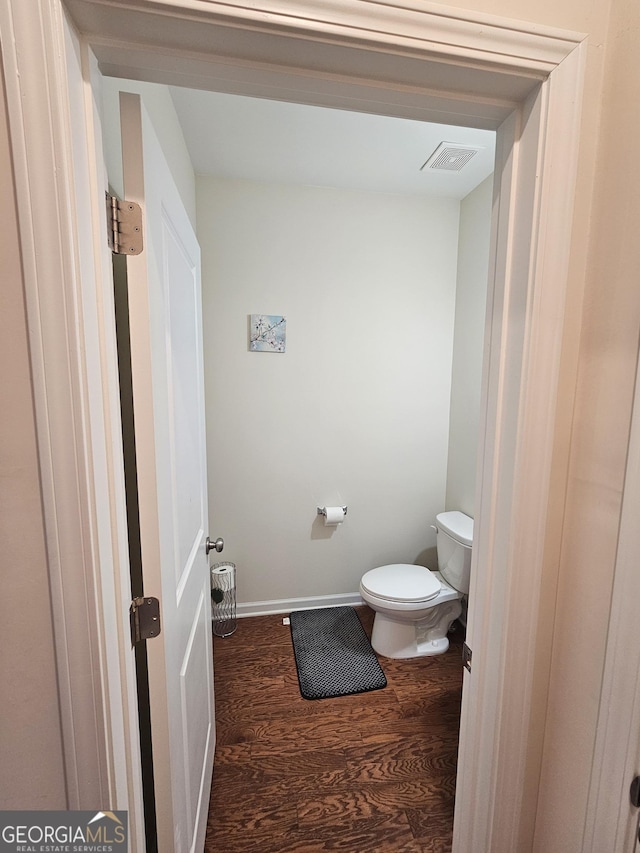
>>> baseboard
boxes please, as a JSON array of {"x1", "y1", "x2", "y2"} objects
[{"x1": 237, "y1": 592, "x2": 365, "y2": 618}]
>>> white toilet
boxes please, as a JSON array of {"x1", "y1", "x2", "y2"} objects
[{"x1": 359, "y1": 511, "x2": 473, "y2": 659}]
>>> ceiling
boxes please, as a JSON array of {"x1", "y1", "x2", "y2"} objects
[{"x1": 169, "y1": 87, "x2": 496, "y2": 200}]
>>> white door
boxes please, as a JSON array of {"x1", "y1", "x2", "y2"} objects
[{"x1": 119, "y1": 91, "x2": 215, "y2": 853}]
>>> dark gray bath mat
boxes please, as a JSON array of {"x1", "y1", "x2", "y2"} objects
[{"x1": 289, "y1": 606, "x2": 387, "y2": 700}]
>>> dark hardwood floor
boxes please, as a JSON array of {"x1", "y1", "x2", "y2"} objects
[{"x1": 205, "y1": 606, "x2": 463, "y2": 853}]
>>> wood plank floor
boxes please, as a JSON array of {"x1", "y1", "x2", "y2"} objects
[{"x1": 204, "y1": 606, "x2": 464, "y2": 853}]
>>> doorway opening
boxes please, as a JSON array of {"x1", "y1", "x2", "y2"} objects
[{"x1": 100, "y1": 72, "x2": 495, "y2": 849}]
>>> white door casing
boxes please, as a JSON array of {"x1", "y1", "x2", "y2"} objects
[
  {"x1": 0, "y1": 1, "x2": 587, "y2": 851},
  {"x1": 119, "y1": 91, "x2": 214, "y2": 853},
  {"x1": 583, "y1": 344, "x2": 640, "y2": 851}
]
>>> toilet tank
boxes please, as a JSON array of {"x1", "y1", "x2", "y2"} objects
[{"x1": 435, "y1": 511, "x2": 473, "y2": 594}]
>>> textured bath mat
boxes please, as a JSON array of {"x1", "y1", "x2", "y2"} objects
[{"x1": 289, "y1": 606, "x2": 387, "y2": 700}]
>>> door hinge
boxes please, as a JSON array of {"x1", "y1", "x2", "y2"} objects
[
  {"x1": 462, "y1": 642, "x2": 472, "y2": 672},
  {"x1": 130, "y1": 596, "x2": 161, "y2": 646},
  {"x1": 107, "y1": 193, "x2": 143, "y2": 255}
]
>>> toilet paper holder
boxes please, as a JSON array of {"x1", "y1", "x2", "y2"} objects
[{"x1": 317, "y1": 506, "x2": 348, "y2": 517}]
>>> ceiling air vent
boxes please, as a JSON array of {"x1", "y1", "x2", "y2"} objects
[{"x1": 421, "y1": 142, "x2": 481, "y2": 172}]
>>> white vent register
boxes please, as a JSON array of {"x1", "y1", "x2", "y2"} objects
[{"x1": 421, "y1": 142, "x2": 481, "y2": 172}]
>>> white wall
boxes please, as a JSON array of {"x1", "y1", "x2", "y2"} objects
[
  {"x1": 446, "y1": 176, "x2": 492, "y2": 516},
  {"x1": 199, "y1": 177, "x2": 460, "y2": 605}
]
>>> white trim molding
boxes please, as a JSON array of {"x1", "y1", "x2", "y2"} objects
[
  {"x1": 67, "y1": 0, "x2": 582, "y2": 73},
  {"x1": 237, "y1": 593, "x2": 365, "y2": 619},
  {"x1": 583, "y1": 348, "x2": 640, "y2": 852},
  {"x1": 1, "y1": 1, "x2": 586, "y2": 850},
  {"x1": 0, "y1": 0, "x2": 112, "y2": 808},
  {"x1": 456, "y1": 39, "x2": 588, "y2": 851}
]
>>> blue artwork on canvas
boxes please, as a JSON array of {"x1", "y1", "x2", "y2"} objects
[{"x1": 250, "y1": 314, "x2": 286, "y2": 352}]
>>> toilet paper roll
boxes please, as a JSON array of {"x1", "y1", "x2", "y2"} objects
[
  {"x1": 324, "y1": 506, "x2": 345, "y2": 526},
  {"x1": 211, "y1": 562, "x2": 236, "y2": 592}
]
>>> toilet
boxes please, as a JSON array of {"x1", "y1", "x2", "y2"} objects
[{"x1": 359, "y1": 510, "x2": 473, "y2": 659}]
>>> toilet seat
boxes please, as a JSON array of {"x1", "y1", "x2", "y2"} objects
[{"x1": 361, "y1": 564, "x2": 441, "y2": 603}]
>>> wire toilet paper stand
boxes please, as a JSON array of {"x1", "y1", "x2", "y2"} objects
[{"x1": 210, "y1": 561, "x2": 237, "y2": 637}]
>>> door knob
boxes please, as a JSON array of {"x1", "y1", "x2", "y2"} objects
[{"x1": 206, "y1": 536, "x2": 224, "y2": 555}]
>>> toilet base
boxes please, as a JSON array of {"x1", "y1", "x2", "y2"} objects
[{"x1": 370, "y1": 599, "x2": 462, "y2": 659}]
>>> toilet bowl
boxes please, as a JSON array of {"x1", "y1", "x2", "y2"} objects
[{"x1": 360, "y1": 511, "x2": 473, "y2": 659}]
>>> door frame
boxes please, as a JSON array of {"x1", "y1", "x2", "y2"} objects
[
  {"x1": 583, "y1": 346, "x2": 640, "y2": 851},
  {"x1": 0, "y1": 1, "x2": 587, "y2": 850}
]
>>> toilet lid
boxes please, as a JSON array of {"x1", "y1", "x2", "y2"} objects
[{"x1": 361, "y1": 564, "x2": 441, "y2": 603}]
